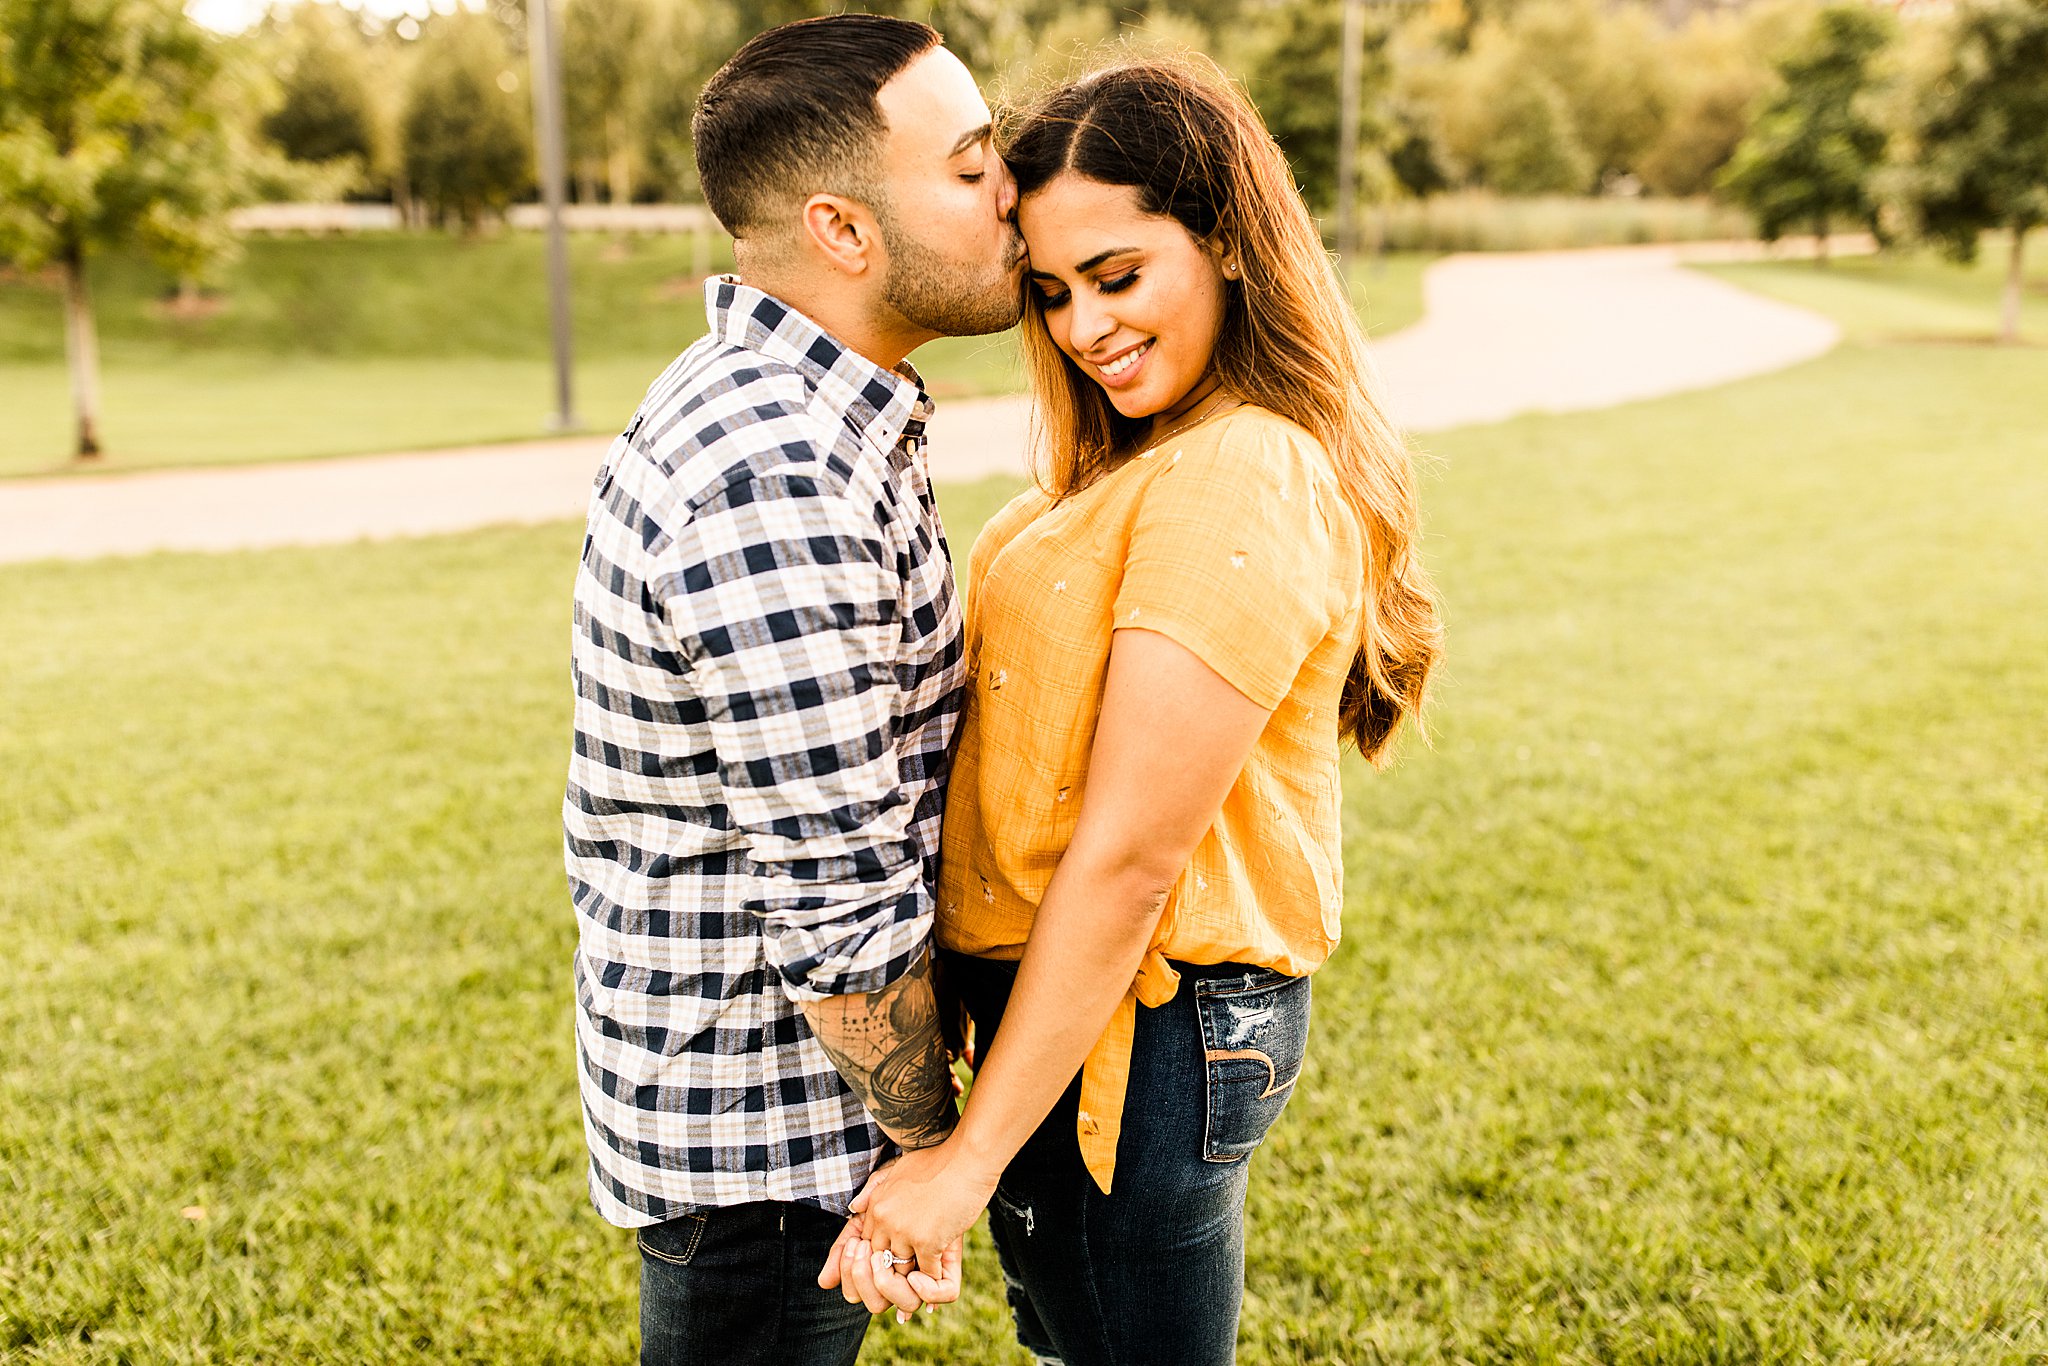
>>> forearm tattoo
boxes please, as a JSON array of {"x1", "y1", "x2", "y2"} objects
[{"x1": 805, "y1": 953, "x2": 959, "y2": 1150}]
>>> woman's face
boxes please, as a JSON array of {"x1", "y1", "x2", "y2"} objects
[{"x1": 1018, "y1": 173, "x2": 1229, "y2": 422}]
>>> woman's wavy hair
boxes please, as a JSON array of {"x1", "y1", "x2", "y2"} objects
[{"x1": 998, "y1": 55, "x2": 1442, "y2": 765}]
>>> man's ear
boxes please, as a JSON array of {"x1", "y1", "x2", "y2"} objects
[{"x1": 801, "y1": 193, "x2": 880, "y2": 277}]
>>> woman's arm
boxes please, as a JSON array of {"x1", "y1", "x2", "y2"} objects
[{"x1": 840, "y1": 624, "x2": 1273, "y2": 1282}]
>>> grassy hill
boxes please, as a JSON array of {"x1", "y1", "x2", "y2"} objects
[{"x1": 0, "y1": 234, "x2": 1428, "y2": 477}]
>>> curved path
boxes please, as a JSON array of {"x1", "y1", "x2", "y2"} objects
[{"x1": 0, "y1": 240, "x2": 1855, "y2": 565}]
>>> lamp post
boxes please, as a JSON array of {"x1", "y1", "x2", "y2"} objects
[{"x1": 528, "y1": 0, "x2": 579, "y2": 431}]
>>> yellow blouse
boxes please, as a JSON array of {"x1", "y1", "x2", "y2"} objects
[{"x1": 937, "y1": 404, "x2": 1366, "y2": 1191}]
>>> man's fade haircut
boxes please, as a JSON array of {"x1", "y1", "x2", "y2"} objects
[{"x1": 693, "y1": 14, "x2": 941, "y2": 242}]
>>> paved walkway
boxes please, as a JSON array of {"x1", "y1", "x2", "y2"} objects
[{"x1": 0, "y1": 240, "x2": 1859, "y2": 565}]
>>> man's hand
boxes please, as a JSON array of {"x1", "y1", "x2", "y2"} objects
[
  {"x1": 843, "y1": 1137, "x2": 1000, "y2": 1287},
  {"x1": 817, "y1": 1213, "x2": 963, "y2": 1323}
]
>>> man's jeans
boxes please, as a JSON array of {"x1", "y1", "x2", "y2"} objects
[
  {"x1": 638, "y1": 1200, "x2": 869, "y2": 1366},
  {"x1": 944, "y1": 951, "x2": 1314, "y2": 1366}
]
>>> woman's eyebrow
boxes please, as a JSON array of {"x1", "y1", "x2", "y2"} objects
[{"x1": 1074, "y1": 247, "x2": 1139, "y2": 273}]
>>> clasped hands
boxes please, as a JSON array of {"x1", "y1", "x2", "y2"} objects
[{"x1": 815, "y1": 1137, "x2": 1002, "y2": 1322}]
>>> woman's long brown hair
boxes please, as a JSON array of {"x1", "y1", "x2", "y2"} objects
[{"x1": 1000, "y1": 55, "x2": 1442, "y2": 765}]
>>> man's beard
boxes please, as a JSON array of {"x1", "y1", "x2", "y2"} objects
[{"x1": 876, "y1": 202, "x2": 1024, "y2": 338}]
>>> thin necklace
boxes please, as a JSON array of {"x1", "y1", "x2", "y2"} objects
[{"x1": 1142, "y1": 383, "x2": 1242, "y2": 453}]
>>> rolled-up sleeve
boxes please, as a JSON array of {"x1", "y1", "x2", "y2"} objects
[{"x1": 657, "y1": 467, "x2": 928, "y2": 1002}]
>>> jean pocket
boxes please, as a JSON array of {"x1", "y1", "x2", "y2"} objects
[
  {"x1": 1196, "y1": 967, "x2": 1312, "y2": 1164},
  {"x1": 637, "y1": 1212, "x2": 709, "y2": 1268}
]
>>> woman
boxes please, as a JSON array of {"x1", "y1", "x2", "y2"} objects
[{"x1": 831, "y1": 56, "x2": 1442, "y2": 1362}]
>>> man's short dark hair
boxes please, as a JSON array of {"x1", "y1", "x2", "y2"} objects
[{"x1": 693, "y1": 14, "x2": 941, "y2": 240}]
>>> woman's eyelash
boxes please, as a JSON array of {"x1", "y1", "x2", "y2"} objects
[
  {"x1": 1035, "y1": 289, "x2": 1070, "y2": 309},
  {"x1": 960, "y1": 173, "x2": 984, "y2": 183},
  {"x1": 1099, "y1": 272, "x2": 1138, "y2": 294}
]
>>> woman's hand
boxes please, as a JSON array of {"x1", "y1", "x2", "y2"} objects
[
  {"x1": 817, "y1": 1208, "x2": 966, "y2": 1322},
  {"x1": 842, "y1": 1139, "x2": 1001, "y2": 1287}
]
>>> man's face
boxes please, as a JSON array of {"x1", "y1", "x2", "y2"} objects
[{"x1": 871, "y1": 46, "x2": 1025, "y2": 339}]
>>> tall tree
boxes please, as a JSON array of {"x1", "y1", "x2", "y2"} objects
[
  {"x1": 1719, "y1": 4, "x2": 1893, "y2": 262},
  {"x1": 262, "y1": 2, "x2": 378, "y2": 174},
  {"x1": 561, "y1": 0, "x2": 653, "y2": 204},
  {"x1": 399, "y1": 12, "x2": 532, "y2": 230},
  {"x1": 0, "y1": 0, "x2": 246, "y2": 459},
  {"x1": 1246, "y1": 0, "x2": 1395, "y2": 214},
  {"x1": 1892, "y1": 0, "x2": 2048, "y2": 342}
]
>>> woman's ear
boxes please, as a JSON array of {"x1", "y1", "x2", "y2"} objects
[{"x1": 1208, "y1": 236, "x2": 1242, "y2": 280}]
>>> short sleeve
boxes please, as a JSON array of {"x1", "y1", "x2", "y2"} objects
[{"x1": 1112, "y1": 417, "x2": 1339, "y2": 710}]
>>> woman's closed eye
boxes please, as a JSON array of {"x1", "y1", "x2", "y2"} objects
[{"x1": 1098, "y1": 271, "x2": 1138, "y2": 294}]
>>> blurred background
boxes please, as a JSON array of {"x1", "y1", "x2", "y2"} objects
[{"x1": 1, "y1": 0, "x2": 2043, "y2": 1362}]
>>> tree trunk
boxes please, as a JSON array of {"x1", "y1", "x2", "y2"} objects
[
  {"x1": 1815, "y1": 218, "x2": 1830, "y2": 266},
  {"x1": 59, "y1": 240, "x2": 103, "y2": 460},
  {"x1": 2000, "y1": 225, "x2": 2027, "y2": 344},
  {"x1": 606, "y1": 114, "x2": 633, "y2": 206}
]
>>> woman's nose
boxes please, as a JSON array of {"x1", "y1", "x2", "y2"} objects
[
  {"x1": 1072, "y1": 294, "x2": 1117, "y2": 352},
  {"x1": 995, "y1": 160, "x2": 1018, "y2": 222}
]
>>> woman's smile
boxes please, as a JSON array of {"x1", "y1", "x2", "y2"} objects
[{"x1": 1090, "y1": 338, "x2": 1153, "y2": 386}]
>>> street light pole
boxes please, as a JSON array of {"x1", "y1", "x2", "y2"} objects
[
  {"x1": 528, "y1": 0, "x2": 578, "y2": 431},
  {"x1": 1334, "y1": 0, "x2": 1367, "y2": 283}
]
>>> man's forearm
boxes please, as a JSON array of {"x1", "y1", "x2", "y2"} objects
[{"x1": 802, "y1": 951, "x2": 958, "y2": 1150}]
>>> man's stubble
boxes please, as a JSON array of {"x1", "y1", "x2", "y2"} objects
[{"x1": 876, "y1": 198, "x2": 1025, "y2": 339}]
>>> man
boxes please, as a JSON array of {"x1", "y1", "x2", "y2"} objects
[{"x1": 562, "y1": 14, "x2": 1023, "y2": 1365}]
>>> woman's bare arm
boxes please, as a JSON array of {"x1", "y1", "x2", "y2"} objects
[{"x1": 840, "y1": 625, "x2": 1273, "y2": 1277}]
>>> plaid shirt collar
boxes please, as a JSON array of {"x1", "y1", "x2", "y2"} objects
[{"x1": 704, "y1": 275, "x2": 932, "y2": 470}]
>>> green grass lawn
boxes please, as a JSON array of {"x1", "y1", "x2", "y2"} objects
[
  {"x1": 0, "y1": 236, "x2": 1429, "y2": 478},
  {"x1": 3, "y1": 255, "x2": 2044, "y2": 1363},
  {"x1": 1701, "y1": 233, "x2": 2048, "y2": 345}
]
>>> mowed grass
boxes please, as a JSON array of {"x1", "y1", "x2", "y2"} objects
[
  {"x1": 0, "y1": 236, "x2": 1428, "y2": 477},
  {"x1": 2, "y1": 256, "x2": 2044, "y2": 1363}
]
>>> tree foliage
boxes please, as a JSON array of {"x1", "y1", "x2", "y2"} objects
[
  {"x1": 0, "y1": 0, "x2": 247, "y2": 279},
  {"x1": 561, "y1": 0, "x2": 653, "y2": 202},
  {"x1": 399, "y1": 12, "x2": 532, "y2": 229},
  {"x1": 1892, "y1": 0, "x2": 2048, "y2": 254},
  {"x1": 262, "y1": 1, "x2": 378, "y2": 174},
  {"x1": 1719, "y1": 5, "x2": 1893, "y2": 246},
  {"x1": 0, "y1": 0, "x2": 260, "y2": 456},
  {"x1": 1244, "y1": 0, "x2": 1397, "y2": 212}
]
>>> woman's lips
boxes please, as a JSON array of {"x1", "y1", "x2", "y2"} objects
[{"x1": 1091, "y1": 339, "x2": 1153, "y2": 389}]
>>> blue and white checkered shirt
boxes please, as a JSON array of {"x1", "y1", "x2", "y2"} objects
[{"x1": 565, "y1": 277, "x2": 965, "y2": 1228}]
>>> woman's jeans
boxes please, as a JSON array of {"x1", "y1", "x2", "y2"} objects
[
  {"x1": 637, "y1": 1200, "x2": 868, "y2": 1366},
  {"x1": 942, "y1": 951, "x2": 1313, "y2": 1366}
]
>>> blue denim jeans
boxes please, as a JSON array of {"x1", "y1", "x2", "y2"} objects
[
  {"x1": 944, "y1": 951, "x2": 1313, "y2": 1366},
  {"x1": 637, "y1": 1200, "x2": 869, "y2": 1366}
]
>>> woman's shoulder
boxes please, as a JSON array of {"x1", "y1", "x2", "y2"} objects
[
  {"x1": 1193, "y1": 404, "x2": 1329, "y2": 463},
  {"x1": 1168, "y1": 404, "x2": 1335, "y2": 496}
]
